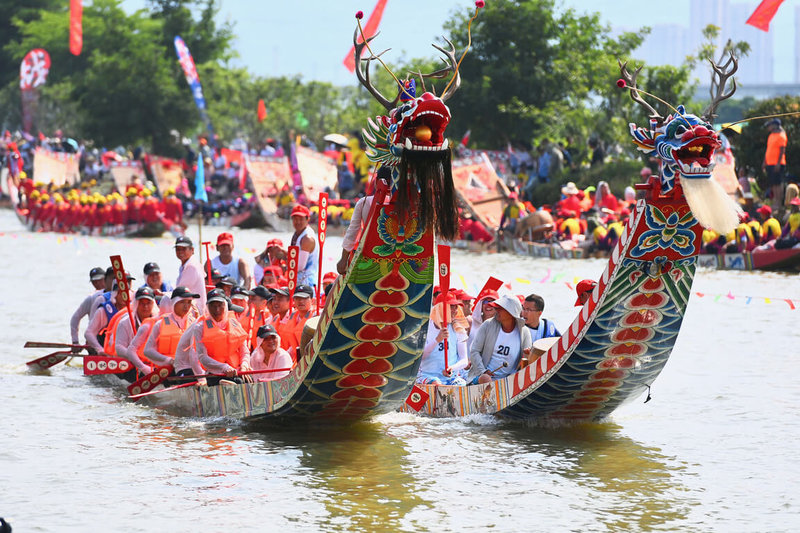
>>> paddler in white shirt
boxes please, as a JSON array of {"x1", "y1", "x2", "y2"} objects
[
  {"x1": 84, "y1": 274, "x2": 135, "y2": 354},
  {"x1": 69, "y1": 266, "x2": 107, "y2": 348},
  {"x1": 114, "y1": 286, "x2": 160, "y2": 379},
  {"x1": 173, "y1": 288, "x2": 252, "y2": 385},
  {"x1": 133, "y1": 286, "x2": 201, "y2": 370},
  {"x1": 249, "y1": 324, "x2": 293, "y2": 381},
  {"x1": 161, "y1": 235, "x2": 206, "y2": 315}
]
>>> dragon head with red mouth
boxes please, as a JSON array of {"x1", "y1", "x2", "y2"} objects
[
  {"x1": 356, "y1": 34, "x2": 462, "y2": 241},
  {"x1": 621, "y1": 57, "x2": 742, "y2": 234}
]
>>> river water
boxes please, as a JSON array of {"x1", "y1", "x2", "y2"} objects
[{"x1": 1, "y1": 208, "x2": 798, "y2": 532}]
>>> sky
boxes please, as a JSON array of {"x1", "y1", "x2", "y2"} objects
[{"x1": 120, "y1": 0, "x2": 800, "y2": 85}]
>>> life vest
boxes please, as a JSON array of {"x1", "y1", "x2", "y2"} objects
[
  {"x1": 246, "y1": 307, "x2": 270, "y2": 351},
  {"x1": 272, "y1": 313, "x2": 296, "y2": 358},
  {"x1": 289, "y1": 310, "x2": 313, "y2": 353},
  {"x1": 607, "y1": 222, "x2": 624, "y2": 239},
  {"x1": 788, "y1": 213, "x2": 800, "y2": 236},
  {"x1": 761, "y1": 217, "x2": 781, "y2": 242},
  {"x1": 103, "y1": 310, "x2": 127, "y2": 355},
  {"x1": 133, "y1": 317, "x2": 158, "y2": 365},
  {"x1": 592, "y1": 226, "x2": 607, "y2": 244},
  {"x1": 559, "y1": 217, "x2": 580, "y2": 237},
  {"x1": 200, "y1": 318, "x2": 248, "y2": 369},
  {"x1": 155, "y1": 315, "x2": 185, "y2": 357},
  {"x1": 736, "y1": 223, "x2": 755, "y2": 245}
]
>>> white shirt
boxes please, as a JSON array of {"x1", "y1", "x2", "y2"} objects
[
  {"x1": 487, "y1": 328, "x2": 520, "y2": 380},
  {"x1": 342, "y1": 196, "x2": 374, "y2": 252},
  {"x1": 249, "y1": 344, "x2": 293, "y2": 381},
  {"x1": 166, "y1": 256, "x2": 206, "y2": 313},
  {"x1": 114, "y1": 311, "x2": 157, "y2": 373}
]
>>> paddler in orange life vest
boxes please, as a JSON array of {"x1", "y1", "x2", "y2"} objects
[
  {"x1": 243, "y1": 285, "x2": 273, "y2": 351},
  {"x1": 285, "y1": 284, "x2": 316, "y2": 359},
  {"x1": 267, "y1": 286, "x2": 295, "y2": 358},
  {"x1": 229, "y1": 286, "x2": 252, "y2": 323},
  {"x1": 139, "y1": 286, "x2": 201, "y2": 370},
  {"x1": 113, "y1": 286, "x2": 160, "y2": 380},
  {"x1": 84, "y1": 272, "x2": 135, "y2": 354},
  {"x1": 174, "y1": 288, "x2": 252, "y2": 384}
]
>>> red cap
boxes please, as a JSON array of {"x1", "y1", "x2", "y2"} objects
[
  {"x1": 574, "y1": 279, "x2": 597, "y2": 306},
  {"x1": 267, "y1": 238, "x2": 284, "y2": 248},
  {"x1": 291, "y1": 204, "x2": 310, "y2": 218},
  {"x1": 508, "y1": 191, "x2": 518, "y2": 200},
  {"x1": 791, "y1": 197, "x2": 800, "y2": 206},
  {"x1": 435, "y1": 292, "x2": 461, "y2": 306},
  {"x1": 757, "y1": 205, "x2": 772, "y2": 216},
  {"x1": 216, "y1": 232, "x2": 234, "y2": 246},
  {"x1": 480, "y1": 289, "x2": 500, "y2": 302},
  {"x1": 263, "y1": 265, "x2": 283, "y2": 274},
  {"x1": 323, "y1": 271, "x2": 338, "y2": 282}
]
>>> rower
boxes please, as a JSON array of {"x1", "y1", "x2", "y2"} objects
[
  {"x1": 162, "y1": 235, "x2": 206, "y2": 315},
  {"x1": 336, "y1": 170, "x2": 386, "y2": 275},
  {"x1": 140, "y1": 286, "x2": 200, "y2": 369},
  {"x1": 141, "y1": 262, "x2": 173, "y2": 303},
  {"x1": 521, "y1": 294, "x2": 561, "y2": 342},
  {"x1": 289, "y1": 204, "x2": 317, "y2": 288},
  {"x1": 259, "y1": 265, "x2": 283, "y2": 287},
  {"x1": 254, "y1": 238, "x2": 286, "y2": 284},
  {"x1": 216, "y1": 276, "x2": 237, "y2": 297},
  {"x1": 417, "y1": 291, "x2": 469, "y2": 386},
  {"x1": 84, "y1": 273, "x2": 135, "y2": 353},
  {"x1": 268, "y1": 287, "x2": 295, "y2": 356},
  {"x1": 249, "y1": 324, "x2": 293, "y2": 381},
  {"x1": 174, "y1": 288, "x2": 252, "y2": 385},
  {"x1": 468, "y1": 295, "x2": 533, "y2": 384},
  {"x1": 69, "y1": 266, "x2": 107, "y2": 349},
  {"x1": 285, "y1": 284, "x2": 316, "y2": 359},
  {"x1": 245, "y1": 286, "x2": 272, "y2": 350},
  {"x1": 204, "y1": 232, "x2": 252, "y2": 289},
  {"x1": 230, "y1": 285, "x2": 252, "y2": 323},
  {"x1": 574, "y1": 279, "x2": 597, "y2": 307},
  {"x1": 114, "y1": 286, "x2": 160, "y2": 380},
  {"x1": 468, "y1": 289, "x2": 499, "y2": 349}
]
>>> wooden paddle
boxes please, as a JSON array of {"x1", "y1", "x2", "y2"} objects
[
  {"x1": 24, "y1": 341, "x2": 89, "y2": 350},
  {"x1": 127, "y1": 365, "x2": 175, "y2": 397},
  {"x1": 26, "y1": 350, "x2": 73, "y2": 369},
  {"x1": 128, "y1": 380, "x2": 198, "y2": 400},
  {"x1": 166, "y1": 367, "x2": 293, "y2": 381}
]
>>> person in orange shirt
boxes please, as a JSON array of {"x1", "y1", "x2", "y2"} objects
[{"x1": 763, "y1": 118, "x2": 788, "y2": 210}]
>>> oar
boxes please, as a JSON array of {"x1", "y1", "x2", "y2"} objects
[
  {"x1": 127, "y1": 365, "x2": 175, "y2": 396},
  {"x1": 24, "y1": 341, "x2": 89, "y2": 350},
  {"x1": 469, "y1": 361, "x2": 509, "y2": 385},
  {"x1": 26, "y1": 350, "x2": 72, "y2": 369},
  {"x1": 437, "y1": 244, "x2": 451, "y2": 374},
  {"x1": 166, "y1": 367, "x2": 293, "y2": 381},
  {"x1": 128, "y1": 380, "x2": 199, "y2": 400},
  {"x1": 83, "y1": 355, "x2": 135, "y2": 375}
]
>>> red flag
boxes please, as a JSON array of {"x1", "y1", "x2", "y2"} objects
[
  {"x1": 257, "y1": 99, "x2": 267, "y2": 122},
  {"x1": 746, "y1": 0, "x2": 785, "y2": 32},
  {"x1": 405, "y1": 385, "x2": 430, "y2": 412},
  {"x1": 69, "y1": 0, "x2": 83, "y2": 56},
  {"x1": 343, "y1": 0, "x2": 389, "y2": 73},
  {"x1": 473, "y1": 276, "x2": 503, "y2": 310},
  {"x1": 460, "y1": 129, "x2": 471, "y2": 147}
]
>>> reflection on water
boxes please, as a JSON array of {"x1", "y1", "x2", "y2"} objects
[{"x1": 245, "y1": 419, "x2": 426, "y2": 531}]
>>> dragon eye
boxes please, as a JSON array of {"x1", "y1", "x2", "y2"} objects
[{"x1": 674, "y1": 124, "x2": 687, "y2": 136}]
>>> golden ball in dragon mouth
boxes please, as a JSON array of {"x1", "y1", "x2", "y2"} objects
[{"x1": 415, "y1": 125, "x2": 432, "y2": 142}]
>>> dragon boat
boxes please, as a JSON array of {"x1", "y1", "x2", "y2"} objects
[
  {"x1": 401, "y1": 57, "x2": 746, "y2": 421},
  {"x1": 84, "y1": 13, "x2": 476, "y2": 421}
]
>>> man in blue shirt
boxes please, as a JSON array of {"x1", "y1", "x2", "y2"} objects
[{"x1": 521, "y1": 293, "x2": 560, "y2": 342}]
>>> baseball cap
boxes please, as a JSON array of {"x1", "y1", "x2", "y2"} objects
[
  {"x1": 135, "y1": 286, "x2": 156, "y2": 301},
  {"x1": 267, "y1": 238, "x2": 284, "y2": 248},
  {"x1": 322, "y1": 271, "x2": 338, "y2": 283},
  {"x1": 208, "y1": 268, "x2": 224, "y2": 281},
  {"x1": 574, "y1": 279, "x2": 597, "y2": 306},
  {"x1": 217, "y1": 276, "x2": 237, "y2": 287},
  {"x1": 293, "y1": 284, "x2": 314, "y2": 298},
  {"x1": 207, "y1": 288, "x2": 228, "y2": 304},
  {"x1": 490, "y1": 295, "x2": 522, "y2": 318},
  {"x1": 757, "y1": 205, "x2": 772, "y2": 216},
  {"x1": 89, "y1": 267, "x2": 105, "y2": 281},
  {"x1": 269, "y1": 286, "x2": 290, "y2": 297},
  {"x1": 171, "y1": 286, "x2": 200, "y2": 300},
  {"x1": 434, "y1": 291, "x2": 460, "y2": 306},
  {"x1": 263, "y1": 265, "x2": 283, "y2": 274},
  {"x1": 143, "y1": 262, "x2": 161, "y2": 275},
  {"x1": 231, "y1": 286, "x2": 252, "y2": 299},
  {"x1": 252, "y1": 286, "x2": 272, "y2": 300},
  {"x1": 174, "y1": 235, "x2": 193, "y2": 248},
  {"x1": 257, "y1": 324, "x2": 280, "y2": 339},
  {"x1": 291, "y1": 204, "x2": 310, "y2": 218},
  {"x1": 217, "y1": 232, "x2": 234, "y2": 246},
  {"x1": 480, "y1": 290, "x2": 500, "y2": 302},
  {"x1": 765, "y1": 118, "x2": 781, "y2": 127},
  {"x1": 791, "y1": 197, "x2": 800, "y2": 206}
]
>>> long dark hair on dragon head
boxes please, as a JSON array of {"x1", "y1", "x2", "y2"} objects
[{"x1": 395, "y1": 148, "x2": 459, "y2": 241}]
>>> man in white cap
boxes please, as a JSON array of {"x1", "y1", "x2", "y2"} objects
[
  {"x1": 137, "y1": 286, "x2": 201, "y2": 369},
  {"x1": 69, "y1": 266, "x2": 107, "y2": 347},
  {"x1": 141, "y1": 262, "x2": 173, "y2": 303},
  {"x1": 467, "y1": 295, "x2": 532, "y2": 384},
  {"x1": 164, "y1": 235, "x2": 206, "y2": 314}
]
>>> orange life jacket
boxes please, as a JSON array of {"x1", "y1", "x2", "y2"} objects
[
  {"x1": 135, "y1": 317, "x2": 159, "y2": 365},
  {"x1": 155, "y1": 315, "x2": 185, "y2": 357},
  {"x1": 200, "y1": 318, "x2": 248, "y2": 369},
  {"x1": 273, "y1": 312, "x2": 295, "y2": 357},
  {"x1": 245, "y1": 307, "x2": 271, "y2": 351},
  {"x1": 289, "y1": 310, "x2": 313, "y2": 351},
  {"x1": 103, "y1": 311, "x2": 126, "y2": 355}
]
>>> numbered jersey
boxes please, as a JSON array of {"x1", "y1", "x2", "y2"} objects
[
  {"x1": 418, "y1": 324, "x2": 464, "y2": 377},
  {"x1": 487, "y1": 328, "x2": 520, "y2": 379}
]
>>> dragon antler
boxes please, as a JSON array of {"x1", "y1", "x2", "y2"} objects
[
  {"x1": 702, "y1": 48, "x2": 738, "y2": 123},
  {"x1": 416, "y1": 38, "x2": 461, "y2": 102},
  {"x1": 353, "y1": 30, "x2": 399, "y2": 111},
  {"x1": 618, "y1": 60, "x2": 663, "y2": 124}
]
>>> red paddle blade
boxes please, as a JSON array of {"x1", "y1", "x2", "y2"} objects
[
  {"x1": 127, "y1": 365, "x2": 174, "y2": 398},
  {"x1": 128, "y1": 379, "x2": 194, "y2": 400},
  {"x1": 83, "y1": 356, "x2": 133, "y2": 375},
  {"x1": 26, "y1": 351, "x2": 72, "y2": 369}
]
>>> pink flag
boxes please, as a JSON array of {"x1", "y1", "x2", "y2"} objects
[
  {"x1": 343, "y1": 0, "x2": 389, "y2": 73},
  {"x1": 746, "y1": 0, "x2": 785, "y2": 31},
  {"x1": 70, "y1": 0, "x2": 83, "y2": 55}
]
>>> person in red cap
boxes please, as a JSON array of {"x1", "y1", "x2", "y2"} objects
[
  {"x1": 575, "y1": 279, "x2": 597, "y2": 307},
  {"x1": 289, "y1": 204, "x2": 318, "y2": 288},
  {"x1": 416, "y1": 291, "x2": 469, "y2": 385},
  {"x1": 254, "y1": 238, "x2": 286, "y2": 284},
  {"x1": 756, "y1": 204, "x2": 781, "y2": 244},
  {"x1": 205, "y1": 232, "x2": 252, "y2": 289},
  {"x1": 468, "y1": 289, "x2": 499, "y2": 349}
]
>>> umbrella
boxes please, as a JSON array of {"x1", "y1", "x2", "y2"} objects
[{"x1": 323, "y1": 133, "x2": 348, "y2": 147}]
